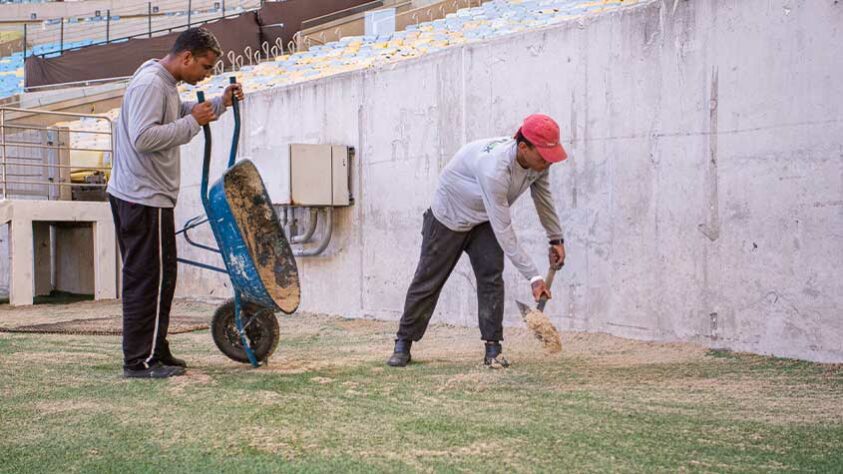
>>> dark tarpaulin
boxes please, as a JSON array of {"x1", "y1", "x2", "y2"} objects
[
  {"x1": 257, "y1": 0, "x2": 373, "y2": 50},
  {"x1": 24, "y1": 1, "x2": 376, "y2": 89},
  {"x1": 25, "y1": 12, "x2": 261, "y2": 89}
]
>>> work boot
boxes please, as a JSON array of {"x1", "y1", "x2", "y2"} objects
[
  {"x1": 123, "y1": 362, "x2": 186, "y2": 379},
  {"x1": 483, "y1": 341, "x2": 510, "y2": 368},
  {"x1": 387, "y1": 339, "x2": 412, "y2": 367}
]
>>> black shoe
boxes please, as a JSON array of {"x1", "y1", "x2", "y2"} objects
[
  {"x1": 156, "y1": 340, "x2": 187, "y2": 367},
  {"x1": 159, "y1": 354, "x2": 187, "y2": 368},
  {"x1": 483, "y1": 341, "x2": 510, "y2": 368},
  {"x1": 123, "y1": 362, "x2": 186, "y2": 379},
  {"x1": 387, "y1": 339, "x2": 412, "y2": 367}
]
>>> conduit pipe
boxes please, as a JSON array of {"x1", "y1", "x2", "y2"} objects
[
  {"x1": 293, "y1": 208, "x2": 332, "y2": 257},
  {"x1": 274, "y1": 206, "x2": 333, "y2": 257}
]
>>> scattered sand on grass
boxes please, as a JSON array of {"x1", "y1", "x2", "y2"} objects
[
  {"x1": 3, "y1": 298, "x2": 841, "y2": 429},
  {"x1": 523, "y1": 310, "x2": 562, "y2": 354},
  {"x1": 3, "y1": 350, "x2": 109, "y2": 365},
  {"x1": 264, "y1": 355, "x2": 361, "y2": 374},
  {"x1": 560, "y1": 331, "x2": 708, "y2": 367},
  {"x1": 167, "y1": 370, "x2": 215, "y2": 395},
  {"x1": 409, "y1": 440, "x2": 512, "y2": 458},
  {"x1": 36, "y1": 400, "x2": 110, "y2": 416},
  {"x1": 436, "y1": 370, "x2": 501, "y2": 393},
  {"x1": 240, "y1": 425, "x2": 303, "y2": 458},
  {"x1": 0, "y1": 299, "x2": 216, "y2": 331},
  {"x1": 0, "y1": 298, "x2": 798, "y2": 374},
  {"x1": 359, "y1": 439, "x2": 519, "y2": 467}
]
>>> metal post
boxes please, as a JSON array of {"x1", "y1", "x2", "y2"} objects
[
  {"x1": 221, "y1": 0, "x2": 225, "y2": 19},
  {"x1": 188, "y1": 0, "x2": 192, "y2": 27},
  {"x1": 23, "y1": 24, "x2": 27, "y2": 59},
  {"x1": 60, "y1": 18, "x2": 64, "y2": 53},
  {"x1": 148, "y1": 3, "x2": 152, "y2": 38},
  {"x1": 106, "y1": 10, "x2": 111, "y2": 43}
]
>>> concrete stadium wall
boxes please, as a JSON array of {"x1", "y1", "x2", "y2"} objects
[{"x1": 174, "y1": 0, "x2": 842, "y2": 362}]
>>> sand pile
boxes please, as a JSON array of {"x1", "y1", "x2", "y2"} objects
[{"x1": 523, "y1": 310, "x2": 562, "y2": 354}]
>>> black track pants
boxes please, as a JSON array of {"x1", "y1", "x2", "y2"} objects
[{"x1": 109, "y1": 195, "x2": 178, "y2": 370}]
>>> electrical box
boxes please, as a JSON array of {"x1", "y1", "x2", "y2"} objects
[{"x1": 289, "y1": 144, "x2": 352, "y2": 207}]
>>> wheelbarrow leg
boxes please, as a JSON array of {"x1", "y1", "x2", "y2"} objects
[{"x1": 234, "y1": 291, "x2": 261, "y2": 368}]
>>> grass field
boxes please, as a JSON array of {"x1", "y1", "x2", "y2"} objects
[{"x1": 1, "y1": 299, "x2": 841, "y2": 473}]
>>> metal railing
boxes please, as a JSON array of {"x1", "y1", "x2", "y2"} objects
[
  {"x1": 0, "y1": 107, "x2": 113, "y2": 201},
  {"x1": 27, "y1": 2, "x2": 263, "y2": 59},
  {"x1": 20, "y1": 1, "x2": 263, "y2": 56}
]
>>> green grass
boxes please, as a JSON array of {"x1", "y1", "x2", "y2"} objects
[{"x1": 1, "y1": 310, "x2": 841, "y2": 473}]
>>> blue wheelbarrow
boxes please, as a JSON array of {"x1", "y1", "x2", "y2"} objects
[{"x1": 177, "y1": 77, "x2": 300, "y2": 367}]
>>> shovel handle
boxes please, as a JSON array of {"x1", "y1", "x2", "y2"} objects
[{"x1": 536, "y1": 267, "x2": 557, "y2": 312}]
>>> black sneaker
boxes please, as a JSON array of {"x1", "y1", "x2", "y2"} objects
[
  {"x1": 123, "y1": 362, "x2": 186, "y2": 379},
  {"x1": 158, "y1": 341, "x2": 187, "y2": 367},
  {"x1": 483, "y1": 341, "x2": 510, "y2": 368},
  {"x1": 159, "y1": 354, "x2": 187, "y2": 368},
  {"x1": 387, "y1": 339, "x2": 412, "y2": 367}
]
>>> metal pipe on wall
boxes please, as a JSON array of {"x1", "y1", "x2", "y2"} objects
[
  {"x1": 293, "y1": 208, "x2": 332, "y2": 257},
  {"x1": 291, "y1": 208, "x2": 318, "y2": 244},
  {"x1": 274, "y1": 206, "x2": 333, "y2": 257}
]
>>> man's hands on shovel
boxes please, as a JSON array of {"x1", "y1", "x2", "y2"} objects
[
  {"x1": 549, "y1": 242, "x2": 566, "y2": 270},
  {"x1": 531, "y1": 279, "x2": 550, "y2": 302},
  {"x1": 531, "y1": 242, "x2": 566, "y2": 302}
]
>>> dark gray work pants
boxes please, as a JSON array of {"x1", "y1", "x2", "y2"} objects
[{"x1": 396, "y1": 209, "x2": 505, "y2": 342}]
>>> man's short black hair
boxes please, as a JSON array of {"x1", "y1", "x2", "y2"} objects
[
  {"x1": 514, "y1": 129, "x2": 534, "y2": 148},
  {"x1": 171, "y1": 27, "x2": 222, "y2": 58}
]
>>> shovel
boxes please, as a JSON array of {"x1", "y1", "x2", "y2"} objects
[{"x1": 517, "y1": 267, "x2": 562, "y2": 353}]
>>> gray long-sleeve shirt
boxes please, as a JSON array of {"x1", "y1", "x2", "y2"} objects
[
  {"x1": 107, "y1": 60, "x2": 226, "y2": 208},
  {"x1": 431, "y1": 137, "x2": 564, "y2": 280}
]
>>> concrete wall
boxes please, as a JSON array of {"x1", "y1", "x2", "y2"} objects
[{"x1": 174, "y1": 0, "x2": 843, "y2": 362}]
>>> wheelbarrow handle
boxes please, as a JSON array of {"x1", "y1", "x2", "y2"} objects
[
  {"x1": 197, "y1": 91, "x2": 213, "y2": 210},
  {"x1": 228, "y1": 76, "x2": 240, "y2": 168}
]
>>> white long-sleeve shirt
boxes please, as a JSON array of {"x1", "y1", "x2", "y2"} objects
[
  {"x1": 430, "y1": 137, "x2": 564, "y2": 280},
  {"x1": 108, "y1": 60, "x2": 226, "y2": 208}
]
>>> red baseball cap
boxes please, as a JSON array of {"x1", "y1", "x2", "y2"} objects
[{"x1": 516, "y1": 114, "x2": 567, "y2": 163}]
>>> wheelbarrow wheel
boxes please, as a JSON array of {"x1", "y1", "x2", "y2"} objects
[{"x1": 211, "y1": 299, "x2": 280, "y2": 364}]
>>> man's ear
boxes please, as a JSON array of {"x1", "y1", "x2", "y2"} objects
[{"x1": 180, "y1": 51, "x2": 193, "y2": 66}]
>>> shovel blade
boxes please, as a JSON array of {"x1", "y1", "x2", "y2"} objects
[{"x1": 516, "y1": 300, "x2": 532, "y2": 318}]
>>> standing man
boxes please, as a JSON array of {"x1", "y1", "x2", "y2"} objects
[
  {"x1": 107, "y1": 28, "x2": 244, "y2": 379},
  {"x1": 387, "y1": 114, "x2": 568, "y2": 368}
]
